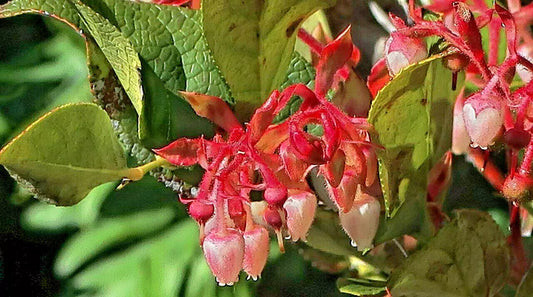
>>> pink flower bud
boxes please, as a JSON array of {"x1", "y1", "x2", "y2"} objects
[
  {"x1": 462, "y1": 92, "x2": 503, "y2": 149},
  {"x1": 385, "y1": 32, "x2": 427, "y2": 76},
  {"x1": 243, "y1": 227, "x2": 269, "y2": 280},
  {"x1": 188, "y1": 200, "x2": 214, "y2": 224},
  {"x1": 339, "y1": 193, "x2": 381, "y2": 251},
  {"x1": 202, "y1": 229, "x2": 244, "y2": 286},
  {"x1": 283, "y1": 191, "x2": 317, "y2": 242}
]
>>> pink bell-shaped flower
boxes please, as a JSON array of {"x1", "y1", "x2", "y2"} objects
[
  {"x1": 283, "y1": 190, "x2": 317, "y2": 242},
  {"x1": 462, "y1": 92, "x2": 503, "y2": 149},
  {"x1": 202, "y1": 228, "x2": 244, "y2": 286},
  {"x1": 384, "y1": 32, "x2": 427, "y2": 76},
  {"x1": 339, "y1": 192, "x2": 381, "y2": 251},
  {"x1": 243, "y1": 226, "x2": 270, "y2": 280}
]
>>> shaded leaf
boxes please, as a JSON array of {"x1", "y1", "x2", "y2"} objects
[
  {"x1": 0, "y1": 103, "x2": 128, "y2": 205},
  {"x1": 139, "y1": 59, "x2": 214, "y2": 148},
  {"x1": 516, "y1": 265, "x2": 533, "y2": 297},
  {"x1": 201, "y1": 0, "x2": 335, "y2": 119},
  {"x1": 337, "y1": 278, "x2": 387, "y2": 296},
  {"x1": 72, "y1": 0, "x2": 143, "y2": 115},
  {"x1": 305, "y1": 207, "x2": 354, "y2": 256},
  {"x1": 389, "y1": 209, "x2": 510, "y2": 297}
]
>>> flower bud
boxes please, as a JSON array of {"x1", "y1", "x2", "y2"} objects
[
  {"x1": 502, "y1": 174, "x2": 531, "y2": 202},
  {"x1": 462, "y1": 92, "x2": 503, "y2": 149},
  {"x1": 189, "y1": 200, "x2": 214, "y2": 223},
  {"x1": 243, "y1": 227, "x2": 269, "y2": 280},
  {"x1": 202, "y1": 229, "x2": 244, "y2": 286},
  {"x1": 385, "y1": 32, "x2": 427, "y2": 76},
  {"x1": 283, "y1": 191, "x2": 317, "y2": 242},
  {"x1": 339, "y1": 192, "x2": 381, "y2": 251}
]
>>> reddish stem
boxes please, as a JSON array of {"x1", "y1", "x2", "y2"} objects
[
  {"x1": 519, "y1": 136, "x2": 533, "y2": 175},
  {"x1": 508, "y1": 203, "x2": 530, "y2": 284},
  {"x1": 297, "y1": 28, "x2": 324, "y2": 55},
  {"x1": 468, "y1": 148, "x2": 505, "y2": 191},
  {"x1": 488, "y1": 18, "x2": 501, "y2": 66}
]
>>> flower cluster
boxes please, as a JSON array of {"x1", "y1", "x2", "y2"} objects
[{"x1": 154, "y1": 28, "x2": 382, "y2": 285}]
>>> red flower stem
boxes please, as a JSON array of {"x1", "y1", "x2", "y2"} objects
[
  {"x1": 519, "y1": 136, "x2": 533, "y2": 175},
  {"x1": 514, "y1": 95, "x2": 531, "y2": 131},
  {"x1": 488, "y1": 18, "x2": 501, "y2": 66},
  {"x1": 468, "y1": 148, "x2": 505, "y2": 191},
  {"x1": 398, "y1": 25, "x2": 492, "y2": 82},
  {"x1": 297, "y1": 28, "x2": 324, "y2": 55},
  {"x1": 508, "y1": 202, "x2": 530, "y2": 282}
]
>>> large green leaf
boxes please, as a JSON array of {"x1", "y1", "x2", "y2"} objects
[
  {"x1": 368, "y1": 54, "x2": 464, "y2": 219},
  {"x1": 202, "y1": 0, "x2": 335, "y2": 120},
  {"x1": 88, "y1": 0, "x2": 232, "y2": 100},
  {"x1": 0, "y1": 0, "x2": 229, "y2": 148},
  {"x1": 0, "y1": 103, "x2": 129, "y2": 206},
  {"x1": 388, "y1": 209, "x2": 510, "y2": 297}
]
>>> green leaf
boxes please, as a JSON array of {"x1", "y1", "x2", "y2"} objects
[
  {"x1": 280, "y1": 51, "x2": 316, "y2": 90},
  {"x1": 0, "y1": 103, "x2": 129, "y2": 206},
  {"x1": 55, "y1": 207, "x2": 176, "y2": 277},
  {"x1": 305, "y1": 207, "x2": 354, "y2": 256},
  {"x1": 202, "y1": 0, "x2": 335, "y2": 119},
  {"x1": 1, "y1": 0, "x2": 229, "y2": 148},
  {"x1": 138, "y1": 59, "x2": 214, "y2": 148},
  {"x1": 337, "y1": 278, "x2": 387, "y2": 296},
  {"x1": 368, "y1": 54, "x2": 463, "y2": 224},
  {"x1": 72, "y1": 0, "x2": 143, "y2": 115},
  {"x1": 389, "y1": 209, "x2": 510, "y2": 297},
  {"x1": 86, "y1": 0, "x2": 233, "y2": 101},
  {"x1": 516, "y1": 265, "x2": 533, "y2": 297}
]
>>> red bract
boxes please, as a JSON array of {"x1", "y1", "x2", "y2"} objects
[{"x1": 154, "y1": 27, "x2": 381, "y2": 284}]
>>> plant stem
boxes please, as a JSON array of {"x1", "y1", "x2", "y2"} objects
[{"x1": 125, "y1": 157, "x2": 171, "y2": 181}]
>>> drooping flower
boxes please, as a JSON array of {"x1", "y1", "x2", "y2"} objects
[
  {"x1": 462, "y1": 92, "x2": 504, "y2": 149},
  {"x1": 283, "y1": 190, "x2": 317, "y2": 242},
  {"x1": 202, "y1": 228, "x2": 244, "y2": 286},
  {"x1": 339, "y1": 191, "x2": 381, "y2": 251}
]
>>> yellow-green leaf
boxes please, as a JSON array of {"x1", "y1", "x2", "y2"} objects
[
  {"x1": 0, "y1": 103, "x2": 128, "y2": 206},
  {"x1": 368, "y1": 55, "x2": 464, "y2": 218},
  {"x1": 202, "y1": 0, "x2": 336, "y2": 120}
]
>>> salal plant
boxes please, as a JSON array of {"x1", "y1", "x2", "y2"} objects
[{"x1": 1, "y1": 0, "x2": 533, "y2": 296}]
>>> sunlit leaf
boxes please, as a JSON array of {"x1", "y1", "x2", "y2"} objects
[
  {"x1": 201, "y1": 0, "x2": 335, "y2": 119},
  {"x1": 0, "y1": 103, "x2": 128, "y2": 205},
  {"x1": 389, "y1": 209, "x2": 510, "y2": 297}
]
